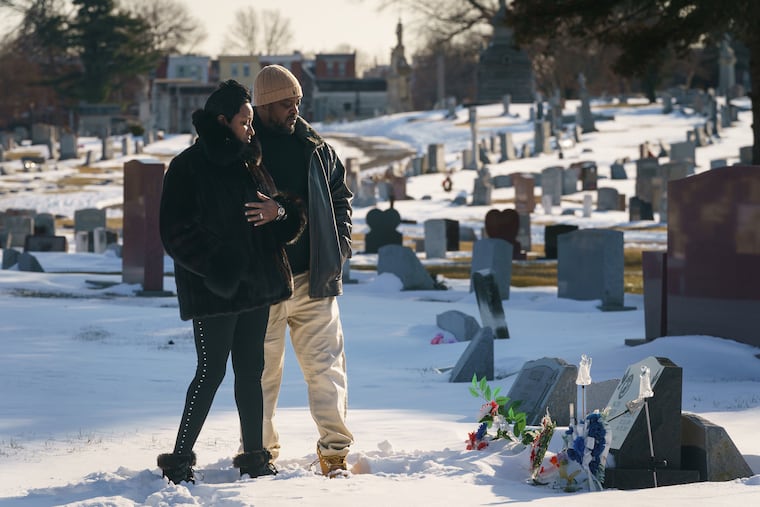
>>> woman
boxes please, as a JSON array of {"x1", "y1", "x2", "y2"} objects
[{"x1": 157, "y1": 80, "x2": 304, "y2": 484}]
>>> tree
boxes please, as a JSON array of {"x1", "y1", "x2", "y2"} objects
[
  {"x1": 124, "y1": 0, "x2": 207, "y2": 55},
  {"x1": 222, "y1": 7, "x2": 293, "y2": 55},
  {"x1": 223, "y1": 6, "x2": 258, "y2": 54},
  {"x1": 509, "y1": 0, "x2": 760, "y2": 164},
  {"x1": 260, "y1": 9, "x2": 293, "y2": 55}
]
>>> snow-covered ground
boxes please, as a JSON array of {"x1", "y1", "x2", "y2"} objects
[{"x1": 0, "y1": 97, "x2": 758, "y2": 506}]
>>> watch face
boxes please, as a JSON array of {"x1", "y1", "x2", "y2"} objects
[{"x1": 277, "y1": 205, "x2": 285, "y2": 217}]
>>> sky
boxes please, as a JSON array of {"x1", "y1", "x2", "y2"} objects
[
  {"x1": 1, "y1": 99, "x2": 759, "y2": 505},
  {"x1": 181, "y1": 0, "x2": 412, "y2": 64}
]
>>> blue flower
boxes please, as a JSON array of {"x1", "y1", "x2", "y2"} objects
[{"x1": 476, "y1": 422, "x2": 488, "y2": 440}]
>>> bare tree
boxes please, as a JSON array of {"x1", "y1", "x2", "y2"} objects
[
  {"x1": 260, "y1": 9, "x2": 292, "y2": 55},
  {"x1": 125, "y1": 0, "x2": 207, "y2": 55},
  {"x1": 223, "y1": 6, "x2": 259, "y2": 55}
]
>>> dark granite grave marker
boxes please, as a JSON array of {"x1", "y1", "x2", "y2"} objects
[
  {"x1": 471, "y1": 269, "x2": 509, "y2": 339},
  {"x1": 629, "y1": 196, "x2": 654, "y2": 221},
  {"x1": 122, "y1": 159, "x2": 165, "y2": 293},
  {"x1": 365, "y1": 208, "x2": 402, "y2": 254},
  {"x1": 2, "y1": 247, "x2": 20, "y2": 269},
  {"x1": 543, "y1": 224, "x2": 578, "y2": 260},
  {"x1": 506, "y1": 357, "x2": 577, "y2": 426},
  {"x1": 449, "y1": 327, "x2": 494, "y2": 382},
  {"x1": 597, "y1": 187, "x2": 620, "y2": 211},
  {"x1": 666, "y1": 166, "x2": 760, "y2": 347},
  {"x1": 33, "y1": 213, "x2": 55, "y2": 236},
  {"x1": 603, "y1": 356, "x2": 698, "y2": 490},
  {"x1": 17, "y1": 252, "x2": 44, "y2": 272},
  {"x1": 24, "y1": 235, "x2": 67, "y2": 252}
]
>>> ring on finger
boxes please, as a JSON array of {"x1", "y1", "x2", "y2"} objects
[{"x1": 259, "y1": 212, "x2": 264, "y2": 220}]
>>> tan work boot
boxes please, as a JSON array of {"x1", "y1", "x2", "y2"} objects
[{"x1": 316, "y1": 446, "x2": 348, "y2": 478}]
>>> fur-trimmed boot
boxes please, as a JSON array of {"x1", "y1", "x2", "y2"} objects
[
  {"x1": 157, "y1": 451, "x2": 196, "y2": 484},
  {"x1": 233, "y1": 449, "x2": 278, "y2": 478}
]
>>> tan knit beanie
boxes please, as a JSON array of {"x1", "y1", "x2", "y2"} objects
[{"x1": 254, "y1": 65, "x2": 303, "y2": 106}]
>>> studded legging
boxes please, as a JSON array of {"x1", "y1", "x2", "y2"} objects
[{"x1": 173, "y1": 306, "x2": 269, "y2": 455}]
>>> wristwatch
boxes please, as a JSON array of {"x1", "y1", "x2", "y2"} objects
[{"x1": 275, "y1": 203, "x2": 287, "y2": 221}]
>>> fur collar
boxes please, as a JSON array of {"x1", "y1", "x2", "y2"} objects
[{"x1": 191, "y1": 108, "x2": 260, "y2": 167}]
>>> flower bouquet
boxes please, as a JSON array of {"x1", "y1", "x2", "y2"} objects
[
  {"x1": 465, "y1": 374, "x2": 528, "y2": 450},
  {"x1": 526, "y1": 408, "x2": 556, "y2": 483}
]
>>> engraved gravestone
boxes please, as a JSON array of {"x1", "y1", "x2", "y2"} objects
[
  {"x1": 603, "y1": 356, "x2": 698, "y2": 489},
  {"x1": 557, "y1": 228, "x2": 628, "y2": 309},
  {"x1": 472, "y1": 269, "x2": 509, "y2": 339},
  {"x1": 506, "y1": 357, "x2": 577, "y2": 426},
  {"x1": 470, "y1": 238, "x2": 513, "y2": 299}
]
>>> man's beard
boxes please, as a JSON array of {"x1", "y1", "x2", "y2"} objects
[{"x1": 271, "y1": 115, "x2": 296, "y2": 135}]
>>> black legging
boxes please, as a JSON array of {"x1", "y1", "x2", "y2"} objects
[{"x1": 173, "y1": 306, "x2": 269, "y2": 455}]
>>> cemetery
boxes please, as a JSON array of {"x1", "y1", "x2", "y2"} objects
[{"x1": 0, "y1": 5, "x2": 758, "y2": 503}]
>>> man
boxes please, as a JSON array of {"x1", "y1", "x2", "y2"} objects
[{"x1": 252, "y1": 64, "x2": 354, "y2": 477}]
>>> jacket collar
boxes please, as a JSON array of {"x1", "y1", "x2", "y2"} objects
[{"x1": 192, "y1": 108, "x2": 252, "y2": 167}]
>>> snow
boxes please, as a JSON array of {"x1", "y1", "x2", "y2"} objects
[{"x1": 0, "y1": 97, "x2": 758, "y2": 506}]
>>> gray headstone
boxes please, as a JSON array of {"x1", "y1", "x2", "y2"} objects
[
  {"x1": 610, "y1": 162, "x2": 628, "y2": 180},
  {"x1": 436, "y1": 309, "x2": 481, "y2": 342},
  {"x1": 669, "y1": 140, "x2": 696, "y2": 166},
  {"x1": 101, "y1": 137, "x2": 114, "y2": 160},
  {"x1": 59, "y1": 133, "x2": 78, "y2": 160},
  {"x1": 471, "y1": 269, "x2": 509, "y2": 339},
  {"x1": 449, "y1": 327, "x2": 494, "y2": 382},
  {"x1": 377, "y1": 244, "x2": 435, "y2": 290},
  {"x1": 2, "y1": 247, "x2": 20, "y2": 269},
  {"x1": 680, "y1": 412, "x2": 753, "y2": 482},
  {"x1": 635, "y1": 157, "x2": 660, "y2": 203},
  {"x1": 471, "y1": 167, "x2": 493, "y2": 206},
  {"x1": 499, "y1": 132, "x2": 516, "y2": 162},
  {"x1": 557, "y1": 228, "x2": 628, "y2": 309},
  {"x1": 507, "y1": 357, "x2": 578, "y2": 426},
  {"x1": 541, "y1": 166, "x2": 563, "y2": 205},
  {"x1": 17, "y1": 252, "x2": 44, "y2": 272},
  {"x1": 534, "y1": 120, "x2": 552, "y2": 154},
  {"x1": 33, "y1": 213, "x2": 56, "y2": 236},
  {"x1": 584, "y1": 379, "x2": 620, "y2": 415},
  {"x1": 562, "y1": 167, "x2": 578, "y2": 194},
  {"x1": 427, "y1": 143, "x2": 445, "y2": 173},
  {"x1": 597, "y1": 187, "x2": 620, "y2": 211},
  {"x1": 739, "y1": 146, "x2": 753, "y2": 165},
  {"x1": 74, "y1": 208, "x2": 106, "y2": 233},
  {"x1": 4, "y1": 216, "x2": 33, "y2": 248},
  {"x1": 470, "y1": 238, "x2": 512, "y2": 300},
  {"x1": 492, "y1": 174, "x2": 512, "y2": 188}
]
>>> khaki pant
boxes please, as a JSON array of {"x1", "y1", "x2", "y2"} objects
[{"x1": 262, "y1": 272, "x2": 353, "y2": 460}]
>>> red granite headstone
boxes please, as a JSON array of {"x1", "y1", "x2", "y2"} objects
[
  {"x1": 122, "y1": 159, "x2": 165, "y2": 292},
  {"x1": 666, "y1": 165, "x2": 760, "y2": 347}
]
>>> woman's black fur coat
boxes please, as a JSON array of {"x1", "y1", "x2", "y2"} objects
[{"x1": 160, "y1": 109, "x2": 305, "y2": 321}]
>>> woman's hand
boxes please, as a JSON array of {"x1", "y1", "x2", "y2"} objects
[{"x1": 244, "y1": 191, "x2": 280, "y2": 227}]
